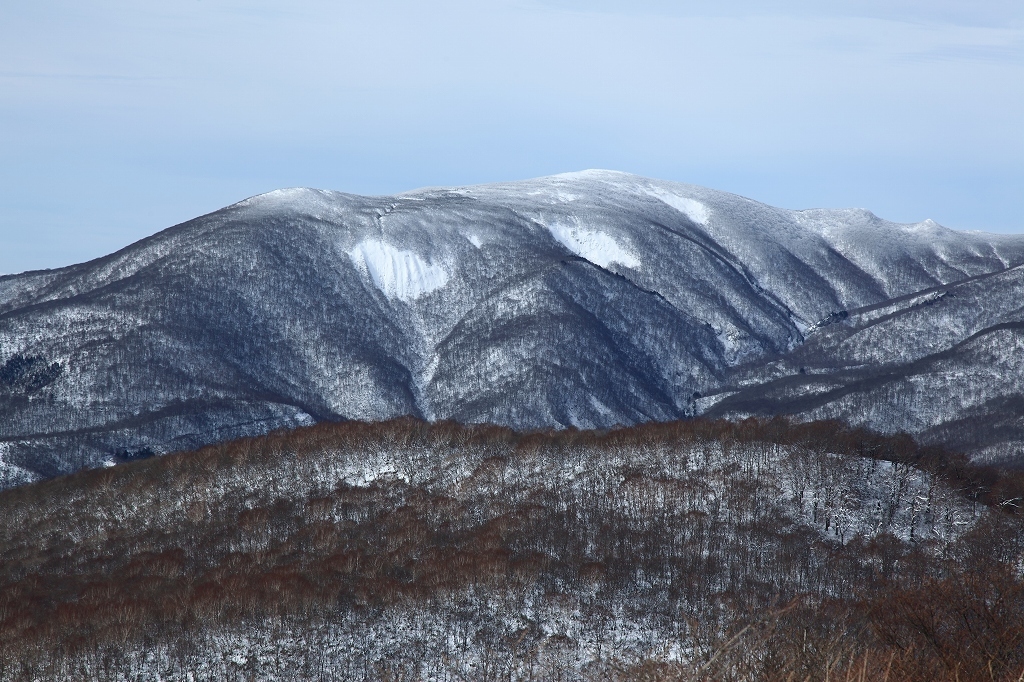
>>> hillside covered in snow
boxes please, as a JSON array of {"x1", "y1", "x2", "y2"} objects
[
  {"x1": 1, "y1": 170, "x2": 1023, "y2": 484},
  {"x1": 3, "y1": 418, "x2": 1022, "y2": 681}
]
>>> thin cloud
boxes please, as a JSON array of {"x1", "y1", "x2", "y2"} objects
[
  {"x1": 535, "y1": 0, "x2": 1024, "y2": 28},
  {"x1": 898, "y1": 39, "x2": 1024, "y2": 63}
]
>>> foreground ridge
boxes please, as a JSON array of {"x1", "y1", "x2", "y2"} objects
[{"x1": 2, "y1": 417, "x2": 1023, "y2": 680}]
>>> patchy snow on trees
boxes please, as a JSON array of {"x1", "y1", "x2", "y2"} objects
[{"x1": 2, "y1": 418, "x2": 1021, "y2": 681}]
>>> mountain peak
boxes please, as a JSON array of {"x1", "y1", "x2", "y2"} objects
[{"x1": 2, "y1": 172, "x2": 1024, "y2": 486}]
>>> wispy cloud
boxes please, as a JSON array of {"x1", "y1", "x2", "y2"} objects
[
  {"x1": 898, "y1": 38, "x2": 1024, "y2": 63},
  {"x1": 0, "y1": 71, "x2": 177, "y2": 81},
  {"x1": 535, "y1": 0, "x2": 1024, "y2": 28}
]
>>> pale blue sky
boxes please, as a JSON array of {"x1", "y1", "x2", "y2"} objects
[{"x1": 1, "y1": 0, "x2": 1021, "y2": 274}]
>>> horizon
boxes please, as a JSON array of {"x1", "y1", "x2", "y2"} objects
[
  {"x1": 2, "y1": 167, "x2": 1014, "y2": 280},
  {"x1": 2, "y1": 0, "x2": 1021, "y2": 275}
]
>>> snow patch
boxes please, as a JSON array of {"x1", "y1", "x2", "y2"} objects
[
  {"x1": 546, "y1": 221, "x2": 640, "y2": 269},
  {"x1": 347, "y1": 240, "x2": 449, "y2": 302},
  {"x1": 911, "y1": 218, "x2": 941, "y2": 231},
  {"x1": 467, "y1": 234, "x2": 483, "y2": 249},
  {"x1": 647, "y1": 189, "x2": 710, "y2": 226},
  {"x1": 588, "y1": 395, "x2": 615, "y2": 419},
  {"x1": 234, "y1": 187, "x2": 311, "y2": 209}
]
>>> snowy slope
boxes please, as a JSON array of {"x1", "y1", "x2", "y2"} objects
[
  {"x1": 704, "y1": 263, "x2": 1024, "y2": 464},
  {"x1": 1, "y1": 170, "x2": 1022, "y2": 483},
  {"x1": 1, "y1": 420, "x2": 997, "y2": 680}
]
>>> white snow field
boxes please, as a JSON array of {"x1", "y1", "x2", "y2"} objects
[
  {"x1": 347, "y1": 239, "x2": 449, "y2": 302},
  {"x1": 545, "y1": 218, "x2": 641, "y2": 269},
  {"x1": 646, "y1": 187, "x2": 711, "y2": 226}
]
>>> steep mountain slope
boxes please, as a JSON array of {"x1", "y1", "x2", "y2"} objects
[
  {"x1": 1, "y1": 170, "x2": 1022, "y2": 483},
  {"x1": 704, "y1": 263, "x2": 1024, "y2": 465}
]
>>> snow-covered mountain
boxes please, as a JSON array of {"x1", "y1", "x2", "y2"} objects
[
  {"x1": 705, "y1": 262, "x2": 1024, "y2": 464},
  {"x1": 2, "y1": 170, "x2": 1022, "y2": 483}
]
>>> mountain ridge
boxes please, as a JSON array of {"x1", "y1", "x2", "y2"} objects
[{"x1": 1, "y1": 169, "x2": 1023, "y2": 485}]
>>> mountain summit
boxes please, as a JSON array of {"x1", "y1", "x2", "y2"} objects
[{"x1": 2, "y1": 170, "x2": 1023, "y2": 484}]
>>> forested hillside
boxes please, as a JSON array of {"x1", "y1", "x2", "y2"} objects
[
  {"x1": 709, "y1": 262, "x2": 1024, "y2": 465},
  {"x1": 2, "y1": 418, "x2": 1022, "y2": 681},
  {"x1": 3, "y1": 171, "x2": 1024, "y2": 486}
]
